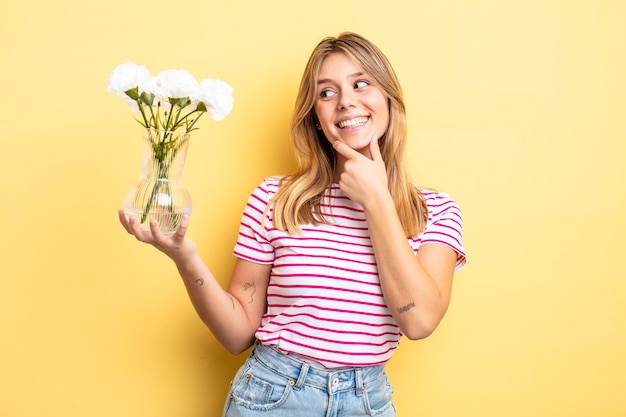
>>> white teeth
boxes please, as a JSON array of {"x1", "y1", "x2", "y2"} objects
[{"x1": 338, "y1": 117, "x2": 368, "y2": 128}]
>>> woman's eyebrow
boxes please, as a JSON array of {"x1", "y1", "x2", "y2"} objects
[{"x1": 317, "y1": 72, "x2": 364, "y2": 85}]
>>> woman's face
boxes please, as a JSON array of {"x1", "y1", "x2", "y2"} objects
[{"x1": 313, "y1": 52, "x2": 389, "y2": 159}]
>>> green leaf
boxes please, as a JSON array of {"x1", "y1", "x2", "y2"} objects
[{"x1": 196, "y1": 102, "x2": 207, "y2": 112}]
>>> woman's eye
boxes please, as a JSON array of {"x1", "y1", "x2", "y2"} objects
[
  {"x1": 320, "y1": 89, "x2": 335, "y2": 98},
  {"x1": 355, "y1": 80, "x2": 369, "y2": 89}
]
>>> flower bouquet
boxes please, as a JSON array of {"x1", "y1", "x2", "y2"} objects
[{"x1": 107, "y1": 62, "x2": 233, "y2": 233}]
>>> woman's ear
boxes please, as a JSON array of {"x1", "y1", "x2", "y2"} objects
[{"x1": 313, "y1": 116, "x2": 322, "y2": 130}]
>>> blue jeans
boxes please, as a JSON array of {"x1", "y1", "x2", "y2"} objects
[{"x1": 222, "y1": 343, "x2": 396, "y2": 416}]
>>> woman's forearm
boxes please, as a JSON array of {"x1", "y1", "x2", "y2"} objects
[
  {"x1": 363, "y1": 195, "x2": 455, "y2": 340},
  {"x1": 173, "y1": 254, "x2": 260, "y2": 354}
]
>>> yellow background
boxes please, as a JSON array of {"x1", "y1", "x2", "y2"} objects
[{"x1": 1, "y1": 1, "x2": 624, "y2": 416}]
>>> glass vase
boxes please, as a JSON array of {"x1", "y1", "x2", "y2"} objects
[{"x1": 123, "y1": 128, "x2": 192, "y2": 234}]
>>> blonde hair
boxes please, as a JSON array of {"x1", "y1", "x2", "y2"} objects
[{"x1": 271, "y1": 32, "x2": 428, "y2": 236}]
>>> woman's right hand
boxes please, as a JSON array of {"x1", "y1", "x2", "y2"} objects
[{"x1": 118, "y1": 210, "x2": 197, "y2": 264}]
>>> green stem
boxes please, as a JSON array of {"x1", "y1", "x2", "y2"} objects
[
  {"x1": 137, "y1": 102, "x2": 151, "y2": 128},
  {"x1": 139, "y1": 132, "x2": 187, "y2": 224},
  {"x1": 185, "y1": 111, "x2": 204, "y2": 131},
  {"x1": 163, "y1": 100, "x2": 177, "y2": 131},
  {"x1": 170, "y1": 109, "x2": 200, "y2": 132}
]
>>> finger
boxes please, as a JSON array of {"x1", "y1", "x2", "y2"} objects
[
  {"x1": 369, "y1": 135, "x2": 382, "y2": 162},
  {"x1": 148, "y1": 218, "x2": 166, "y2": 242},
  {"x1": 172, "y1": 215, "x2": 190, "y2": 242},
  {"x1": 126, "y1": 215, "x2": 152, "y2": 242},
  {"x1": 119, "y1": 211, "x2": 147, "y2": 240},
  {"x1": 118, "y1": 210, "x2": 132, "y2": 233},
  {"x1": 332, "y1": 140, "x2": 362, "y2": 160}
]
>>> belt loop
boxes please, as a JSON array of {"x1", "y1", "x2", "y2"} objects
[
  {"x1": 355, "y1": 368, "x2": 364, "y2": 396},
  {"x1": 293, "y1": 362, "x2": 310, "y2": 390}
]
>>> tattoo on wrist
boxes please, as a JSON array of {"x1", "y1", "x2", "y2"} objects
[
  {"x1": 243, "y1": 282, "x2": 256, "y2": 304},
  {"x1": 195, "y1": 278, "x2": 204, "y2": 287},
  {"x1": 397, "y1": 302, "x2": 416, "y2": 314}
]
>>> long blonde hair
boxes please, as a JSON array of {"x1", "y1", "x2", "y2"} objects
[{"x1": 271, "y1": 32, "x2": 427, "y2": 236}]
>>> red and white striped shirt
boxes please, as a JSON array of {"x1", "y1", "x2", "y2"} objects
[{"x1": 233, "y1": 177, "x2": 466, "y2": 368}]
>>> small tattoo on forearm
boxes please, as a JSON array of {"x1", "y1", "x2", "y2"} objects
[
  {"x1": 243, "y1": 282, "x2": 256, "y2": 304},
  {"x1": 397, "y1": 302, "x2": 416, "y2": 314},
  {"x1": 195, "y1": 278, "x2": 204, "y2": 287}
]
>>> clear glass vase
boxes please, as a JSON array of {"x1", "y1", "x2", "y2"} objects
[{"x1": 123, "y1": 128, "x2": 192, "y2": 234}]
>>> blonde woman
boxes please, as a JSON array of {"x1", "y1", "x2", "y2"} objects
[{"x1": 120, "y1": 32, "x2": 466, "y2": 417}]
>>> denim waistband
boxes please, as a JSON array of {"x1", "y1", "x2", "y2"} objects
[{"x1": 251, "y1": 343, "x2": 386, "y2": 393}]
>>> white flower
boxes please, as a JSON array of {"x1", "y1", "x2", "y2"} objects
[
  {"x1": 122, "y1": 94, "x2": 140, "y2": 113},
  {"x1": 193, "y1": 79, "x2": 234, "y2": 121},
  {"x1": 108, "y1": 62, "x2": 233, "y2": 132},
  {"x1": 139, "y1": 76, "x2": 157, "y2": 95},
  {"x1": 106, "y1": 62, "x2": 151, "y2": 95},
  {"x1": 154, "y1": 69, "x2": 198, "y2": 101}
]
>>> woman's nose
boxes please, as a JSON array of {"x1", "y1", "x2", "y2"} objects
[{"x1": 338, "y1": 90, "x2": 356, "y2": 110}]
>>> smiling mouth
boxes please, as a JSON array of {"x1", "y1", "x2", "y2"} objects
[{"x1": 338, "y1": 117, "x2": 368, "y2": 129}]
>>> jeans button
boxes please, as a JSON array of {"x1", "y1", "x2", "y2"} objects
[{"x1": 332, "y1": 377, "x2": 339, "y2": 386}]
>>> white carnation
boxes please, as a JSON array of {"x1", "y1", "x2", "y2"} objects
[
  {"x1": 122, "y1": 94, "x2": 140, "y2": 113},
  {"x1": 193, "y1": 79, "x2": 234, "y2": 121},
  {"x1": 154, "y1": 69, "x2": 198, "y2": 101},
  {"x1": 106, "y1": 62, "x2": 151, "y2": 95}
]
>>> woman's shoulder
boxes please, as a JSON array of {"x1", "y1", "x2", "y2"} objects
[
  {"x1": 262, "y1": 175, "x2": 284, "y2": 186},
  {"x1": 417, "y1": 186, "x2": 462, "y2": 217},
  {"x1": 248, "y1": 176, "x2": 286, "y2": 198},
  {"x1": 420, "y1": 187, "x2": 455, "y2": 203},
  {"x1": 415, "y1": 186, "x2": 466, "y2": 268}
]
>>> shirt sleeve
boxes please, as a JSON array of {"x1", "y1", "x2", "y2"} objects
[
  {"x1": 232, "y1": 178, "x2": 276, "y2": 264},
  {"x1": 416, "y1": 191, "x2": 467, "y2": 271}
]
